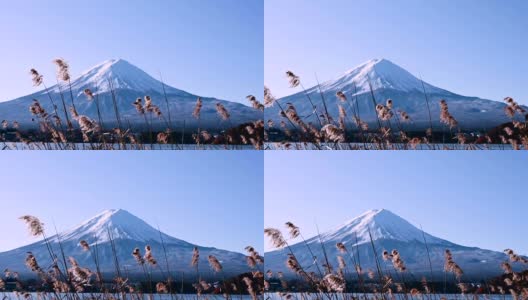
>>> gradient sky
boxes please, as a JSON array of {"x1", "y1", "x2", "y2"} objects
[
  {"x1": 0, "y1": 0, "x2": 262, "y2": 104},
  {"x1": 265, "y1": 0, "x2": 528, "y2": 104},
  {"x1": 0, "y1": 151, "x2": 263, "y2": 254},
  {"x1": 265, "y1": 152, "x2": 527, "y2": 254}
]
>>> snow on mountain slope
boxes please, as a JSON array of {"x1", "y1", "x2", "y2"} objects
[
  {"x1": 53, "y1": 209, "x2": 184, "y2": 246},
  {"x1": 57, "y1": 59, "x2": 189, "y2": 96},
  {"x1": 0, "y1": 59, "x2": 261, "y2": 128},
  {"x1": 319, "y1": 59, "x2": 448, "y2": 96},
  {"x1": 318, "y1": 209, "x2": 448, "y2": 246},
  {"x1": 266, "y1": 58, "x2": 516, "y2": 130},
  {"x1": 0, "y1": 209, "x2": 250, "y2": 277},
  {"x1": 265, "y1": 209, "x2": 508, "y2": 279}
]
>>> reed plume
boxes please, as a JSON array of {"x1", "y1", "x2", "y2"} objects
[
  {"x1": 386, "y1": 249, "x2": 406, "y2": 272},
  {"x1": 285, "y1": 222, "x2": 300, "y2": 239},
  {"x1": 157, "y1": 132, "x2": 169, "y2": 144},
  {"x1": 286, "y1": 71, "x2": 301, "y2": 88},
  {"x1": 79, "y1": 240, "x2": 90, "y2": 251},
  {"x1": 243, "y1": 276, "x2": 258, "y2": 300},
  {"x1": 264, "y1": 86, "x2": 277, "y2": 107},
  {"x1": 215, "y1": 103, "x2": 230, "y2": 120},
  {"x1": 53, "y1": 58, "x2": 71, "y2": 82},
  {"x1": 245, "y1": 246, "x2": 264, "y2": 267},
  {"x1": 444, "y1": 249, "x2": 463, "y2": 280},
  {"x1": 19, "y1": 215, "x2": 45, "y2": 236},
  {"x1": 207, "y1": 255, "x2": 223, "y2": 272},
  {"x1": 504, "y1": 249, "x2": 528, "y2": 263},
  {"x1": 156, "y1": 282, "x2": 168, "y2": 293},
  {"x1": 247, "y1": 95, "x2": 265, "y2": 111},
  {"x1": 504, "y1": 97, "x2": 526, "y2": 118},
  {"x1": 323, "y1": 274, "x2": 345, "y2": 292},
  {"x1": 30, "y1": 69, "x2": 44, "y2": 86},
  {"x1": 264, "y1": 228, "x2": 287, "y2": 248},
  {"x1": 336, "y1": 91, "x2": 347, "y2": 102},
  {"x1": 83, "y1": 89, "x2": 94, "y2": 100},
  {"x1": 191, "y1": 246, "x2": 200, "y2": 267},
  {"x1": 29, "y1": 100, "x2": 47, "y2": 117},
  {"x1": 321, "y1": 124, "x2": 345, "y2": 143},
  {"x1": 375, "y1": 103, "x2": 393, "y2": 121},
  {"x1": 25, "y1": 252, "x2": 42, "y2": 272},
  {"x1": 336, "y1": 242, "x2": 347, "y2": 253},
  {"x1": 133, "y1": 98, "x2": 145, "y2": 114},
  {"x1": 192, "y1": 97, "x2": 202, "y2": 119},
  {"x1": 144, "y1": 245, "x2": 157, "y2": 266},
  {"x1": 439, "y1": 99, "x2": 458, "y2": 128},
  {"x1": 132, "y1": 247, "x2": 145, "y2": 265}
]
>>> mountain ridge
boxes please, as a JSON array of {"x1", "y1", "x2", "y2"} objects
[
  {"x1": 265, "y1": 209, "x2": 509, "y2": 279},
  {"x1": 266, "y1": 58, "x2": 518, "y2": 130},
  {"x1": 0, "y1": 209, "x2": 250, "y2": 277},
  {"x1": 0, "y1": 59, "x2": 261, "y2": 129}
]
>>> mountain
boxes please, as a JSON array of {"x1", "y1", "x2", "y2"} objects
[
  {"x1": 0, "y1": 59, "x2": 261, "y2": 129},
  {"x1": 0, "y1": 209, "x2": 250, "y2": 278},
  {"x1": 266, "y1": 59, "x2": 518, "y2": 130},
  {"x1": 265, "y1": 209, "x2": 510, "y2": 280}
]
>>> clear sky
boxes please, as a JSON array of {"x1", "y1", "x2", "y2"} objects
[
  {"x1": 265, "y1": 152, "x2": 527, "y2": 254},
  {"x1": 265, "y1": 0, "x2": 528, "y2": 103},
  {"x1": 0, "y1": 151, "x2": 263, "y2": 254},
  {"x1": 0, "y1": 0, "x2": 262, "y2": 104}
]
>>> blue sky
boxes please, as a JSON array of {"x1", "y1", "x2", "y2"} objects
[
  {"x1": 0, "y1": 0, "x2": 262, "y2": 104},
  {"x1": 265, "y1": 0, "x2": 528, "y2": 103},
  {"x1": 0, "y1": 152, "x2": 263, "y2": 253},
  {"x1": 265, "y1": 152, "x2": 527, "y2": 254}
]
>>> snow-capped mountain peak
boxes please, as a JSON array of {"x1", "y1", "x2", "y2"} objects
[
  {"x1": 319, "y1": 208, "x2": 445, "y2": 246},
  {"x1": 265, "y1": 209, "x2": 508, "y2": 279},
  {"x1": 267, "y1": 58, "x2": 512, "y2": 130},
  {"x1": 1, "y1": 209, "x2": 250, "y2": 276},
  {"x1": 342, "y1": 58, "x2": 386, "y2": 74},
  {"x1": 60, "y1": 58, "x2": 176, "y2": 95},
  {"x1": 55, "y1": 209, "x2": 171, "y2": 245},
  {"x1": 319, "y1": 58, "x2": 445, "y2": 95},
  {"x1": 0, "y1": 59, "x2": 261, "y2": 128}
]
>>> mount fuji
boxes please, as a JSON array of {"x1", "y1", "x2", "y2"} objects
[
  {"x1": 0, "y1": 59, "x2": 261, "y2": 129},
  {"x1": 266, "y1": 59, "x2": 518, "y2": 130},
  {"x1": 265, "y1": 209, "x2": 510, "y2": 280},
  {"x1": 0, "y1": 209, "x2": 250, "y2": 278}
]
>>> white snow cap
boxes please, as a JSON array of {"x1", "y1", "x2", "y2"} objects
[
  {"x1": 318, "y1": 209, "x2": 445, "y2": 246},
  {"x1": 319, "y1": 58, "x2": 445, "y2": 95},
  {"x1": 54, "y1": 209, "x2": 172, "y2": 245},
  {"x1": 49, "y1": 58, "x2": 183, "y2": 95}
]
